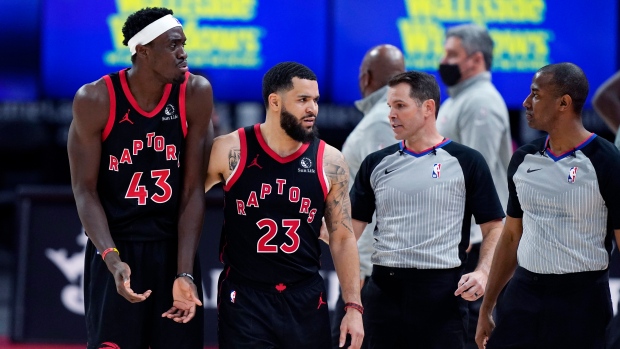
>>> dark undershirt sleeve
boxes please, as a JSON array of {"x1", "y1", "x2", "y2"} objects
[
  {"x1": 583, "y1": 138, "x2": 620, "y2": 230},
  {"x1": 349, "y1": 147, "x2": 397, "y2": 223}
]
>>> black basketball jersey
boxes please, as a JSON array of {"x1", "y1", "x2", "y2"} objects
[
  {"x1": 97, "y1": 69, "x2": 188, "y2": 241},
  {"x1": 220, "y1": 124, "x2": 329, "y2": 284}
]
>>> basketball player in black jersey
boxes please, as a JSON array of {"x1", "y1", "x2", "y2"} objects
[
  {"x1": 68, "y1": 7, "x2": 213, "y2": 349},
  {"x1": 205, "y1": 62, "x2": 364, "y2": 348}
]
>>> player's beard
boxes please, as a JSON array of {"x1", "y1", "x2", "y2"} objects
[{"x1": 280, "y1": 107, "x2": 318, "y2": 143}]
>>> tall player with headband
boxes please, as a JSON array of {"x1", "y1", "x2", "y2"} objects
[{"x1": 68, "y1": 7, "x2": 213, "y2": 348}]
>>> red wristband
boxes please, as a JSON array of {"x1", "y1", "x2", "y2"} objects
[
  {"x1": 101, "y1": 247, "x2": 119, "y2": 261},
  {"x1": 344, "y1": 302, "x2": 364, "y2": 315}
]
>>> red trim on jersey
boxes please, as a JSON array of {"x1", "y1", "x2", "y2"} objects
[
  {"x1": 253, "y1": 124, "x2": 310, "y2": 163},
  {"x1": 216, "y1": 266, "x2": 231, "y2": 312},
  {"x1": 224, "y1": 128, "x2": 248, "y2": 192},
  {"x1": 102, "y1": 75, "x2": 116, "y2": 141},
  {"x1": 317, "y1": 140, "x2": 328, "y2": 200},
  {"x1": 179, "y1": 72, "x2": 189, "y2": 137},
  {"x1": 119, "y1": 69, "x2": 172, "y2": 117}
]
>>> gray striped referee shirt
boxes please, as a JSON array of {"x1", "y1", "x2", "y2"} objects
[
  {"x1": 350, "y1": 139, "x2": 504, "y2": 269},
  {"x1": 508, "y1": 134, "x2": 620, "y2": 274}
]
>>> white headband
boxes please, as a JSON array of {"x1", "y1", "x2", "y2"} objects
[{"x1": 128, "y1": 14, "x2": 182, "y2": 55}]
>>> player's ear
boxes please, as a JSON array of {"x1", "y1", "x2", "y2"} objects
[
  {"x1": 135, "y1": 44, "x2": 148, "y2": 59},
  {"x1": 268, "y1": 93, "x2": 280, "y2": 111}
]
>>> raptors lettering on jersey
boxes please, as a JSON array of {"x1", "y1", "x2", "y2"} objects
[
  {"x1": 108, "y1": 131, "x2": 179, "y2": 171},
  {"x1": 235, "y1": 178, "x2": 319, "y2": 223}
]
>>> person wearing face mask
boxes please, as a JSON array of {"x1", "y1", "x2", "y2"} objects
[{"x1": 436, "y1": 23, "x2": 512, "y2": 349}]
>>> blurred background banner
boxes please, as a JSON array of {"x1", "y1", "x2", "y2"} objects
[
  {"x1": 332, "y1": 0, "x2": 618, "y2": 107},
  {"x1": 40, "y1": 0, "x2": 329, "y2": 103},
  {"x1": 16, "y1": 0, "x2": 615, "y2": 107},
  {"x1": 2, "y1": 0, "x2": 617, "y2": 107}
]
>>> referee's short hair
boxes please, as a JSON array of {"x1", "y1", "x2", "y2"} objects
[
  {"x1": 537, "y1": 62, "x2": 589, "y2": 115},
  {"x1": 388, "y1": 71, "x2": 441, "y2": 117}
]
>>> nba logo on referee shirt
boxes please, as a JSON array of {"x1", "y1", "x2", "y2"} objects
[
  {"x1": 568, "y1": 167, "x2": 578, "y2": 183},
  {"x1": 230, "y1": 290, "x2": 236, "y2": 303},
  {"x1": 432, "y1": 163, "x2": 441, "y2": 178}
]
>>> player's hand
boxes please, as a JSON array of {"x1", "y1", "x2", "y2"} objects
[
  {"x1": 339, "y1": 308, "x2": 364, "y2": 348},
  {"x1": 106, "y1": 256, "x2": 152, "y2": 303},
  {"x1": 475, "y1": 306, "x2": 495, "y2": 349},
  {"x1": 162, "y1": 276, "x2": 202, "y2": 323},
  {"x1": 454, "y1": 270, "x2": 486, "y2": 301}
]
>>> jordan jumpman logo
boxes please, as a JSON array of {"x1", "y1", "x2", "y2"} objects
[
  {"x1": 119, "y1": 109, "x2": 133, "y2": 124},
  {"x1": 317, "y1": 292, "x2": 327, "y2": 309},
  {"x1": 247, "y1": 154, "x2": 262, "y2": 169}
]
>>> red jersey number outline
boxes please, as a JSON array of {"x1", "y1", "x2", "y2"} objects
[
  {"x1": 125, "y1": 169, "x2": 172, "y2": 205},
  {"x1": 256, "y1": 218, "x2": 301, "y2": 253}
]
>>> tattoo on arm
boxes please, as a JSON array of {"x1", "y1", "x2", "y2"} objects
[
  {"x1": 323, "y1": 151, "x2": 354, "y2": 236},
  {"x1": 228, "y1": 148, "x2": 240, "y2": 171}
]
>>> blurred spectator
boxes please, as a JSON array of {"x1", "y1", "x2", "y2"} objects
[{"x1": 592, "y1": 70, "x2": 620, "y2": 149}]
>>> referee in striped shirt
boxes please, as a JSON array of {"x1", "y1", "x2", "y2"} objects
[
  {"x1": 350, "y1": 71, "x2": 505, "y2": 348},
  {"x1": 477, "y1": 62, "x2": 620, "y2": 349}
]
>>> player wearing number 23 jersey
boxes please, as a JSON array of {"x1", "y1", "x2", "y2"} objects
[
  {"x1": 220, "y1": 124, "x2": 328, "y2": 284},
  {"x1": 205, "y1": 62, "x2": 364, "y2": 349}
]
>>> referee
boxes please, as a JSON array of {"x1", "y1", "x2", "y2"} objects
[
  {"x1": 477, "y1": 62, "x2": 620, "y2": 349},
  {"x1": 350, "y1": 71, "x2": 505, "y2": 349}
]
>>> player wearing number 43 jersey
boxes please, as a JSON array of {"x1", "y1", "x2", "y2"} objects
[
  {"x1": 205, "y1": 62, "x2": 364, "y2": 349},
  {"x1": 68, "y1": 7, "x2": 213, "y2": 349}
]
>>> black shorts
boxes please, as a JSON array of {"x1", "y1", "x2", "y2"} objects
[
  {"x1": 217, "y1": 267, "x2": 331, "y2": 349},
  {"x1": 363, "y1": 265, "x2": 467, "y2": 349},
  {"x1": 487, "y1": 267, "x2": 612, "y2": 349},
  {"x1": 84, "y1": 239, "x2": 204, "y2": 349}
]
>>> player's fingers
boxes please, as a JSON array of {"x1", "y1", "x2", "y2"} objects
[
  {"x1": 348, "y1": 330, "x2": 363, "y2": 349},
  {"x1": 475, "y1": 331, "x2": 488, "y2": 349},
  {"x1": 162, "y1": 306, "x2": 184, "y2": 318},
  {"x1": 183, "y1": 305, "x2": 196, "y2": 323},
  {"x1": 130, "y1": 289, "x2": 151, "y2": 302},
  {"x1": 117, "y1": 280, "x2": 141, "y2": 302},
  {"x1": 174, "y1": 309, "x2": 190, "y2": 323},
  {"x1": 126, "y1": 288, "x2": 151, "y2": 303},
  {"x1": 339, "y1": 327, "x2": 347, "y2": 348}
]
